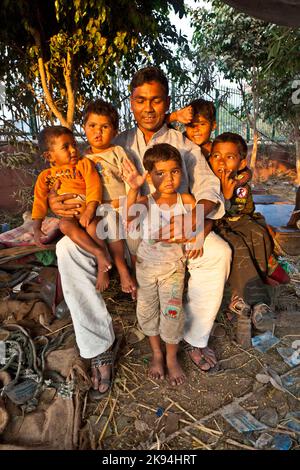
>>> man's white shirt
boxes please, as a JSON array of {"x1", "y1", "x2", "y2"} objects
[{"x1": 114, "y1": 124, "x2": 225, "y2": 220}]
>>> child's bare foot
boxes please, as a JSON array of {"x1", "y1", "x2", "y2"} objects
[
  {"x1": 118, "y1": 267, "x2": 137, "y2": 300},
  {"x1": 95, "y1": 251, "x2": 112, "y2": 291},
  {"x1": 167, "y1": 357, "x2": 186, "y2": 386},
  {"x1": 96, "y1": 270, "x2": 110, "y2": 292},
  {"x1": 148, "y1": 352, "x2": 165, "y2": 380}
]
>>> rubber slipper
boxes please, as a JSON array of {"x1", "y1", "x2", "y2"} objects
[{"x1": 88, "y1": 336, "x2": 122, "y2": 401}]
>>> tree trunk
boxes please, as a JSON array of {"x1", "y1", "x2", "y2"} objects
[
  {"x1": 37, "y1": 57, "x2": 70, "y2": 128},
  {"x1": 249, "y1": 69, "x2": 259, "y2": 174},
  {"x1": 65, "y1": 52, "x2": 75, "y2": 129},
  {"x1": 250, "y1": 129, "x2": 258, "y2": 172},
  {"x1": 27, "y1": 26, "x2": 71, "y2": 129}
]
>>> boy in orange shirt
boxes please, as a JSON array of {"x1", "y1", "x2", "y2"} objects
[{"x1": 32, "y1": 126, "x2": 112, "y2": 291}]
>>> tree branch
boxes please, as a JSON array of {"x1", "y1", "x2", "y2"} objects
[
  {"x1": 27, "y1": 25, "x2": 69, "y2": 128},
  {"x1": 237, "y1": 80, "x2": 253, "y2": 127},
  {"x1": 64, "y1": 50, "x2": 75, "y2": 128}
]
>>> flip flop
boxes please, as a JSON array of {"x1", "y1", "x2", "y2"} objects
[
  {"x1": 182, "y1": 341, "x2": 220, "y2": 375},
  {"x1": 89, "y1": 336, "x2": 122, "y2": 401},
  {"x1": 196, "y1": 356, "x2": 220, "y2": 375}
]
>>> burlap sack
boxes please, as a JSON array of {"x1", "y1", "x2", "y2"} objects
[{"x1": 1, "y1": 346, "x2": 90, "y2": 450}]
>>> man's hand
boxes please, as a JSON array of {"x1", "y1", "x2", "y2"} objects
[
  {"x1": 220, "y1": 170, "x2": 237, "y2": 200},
  {"x1": 122, "y1": 158, "x2": 148, "y2": 190},
  {"x1": 158, "y1": 211, "x2": 196, "y2": 244},
  {"x1": 185, "y1": 236, "x2": 204, "y2": 259},
  {"x1": 186, "y1": 248, "x2": 203, "y2": 259},
  {"x1": 48, "y1": 180, "x2": 82, "y2": 217}
]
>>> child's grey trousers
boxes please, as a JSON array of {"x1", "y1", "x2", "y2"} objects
[{"x1": 136, "y1": 257, "x2": 186, "y2": 344}]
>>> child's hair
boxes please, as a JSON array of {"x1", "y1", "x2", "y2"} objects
[
  {"x1": 143, "y1": 143, "x2": 182, "y2": 171},
  {"x1": 188, "y1": 98, "x2": 216, "y2": 123},
  {"x1": 38, "y1": 126, "x2": 74, "y2": 154},
  {"x1": 211, "y1": 132, "x2": 248, "y2": 159},
  {"x1": 130, "y1": 66, "x2": 169, "y2": 96},
  {"x1": 82, "y1": 99, "x2": 119, "y2": 130}
]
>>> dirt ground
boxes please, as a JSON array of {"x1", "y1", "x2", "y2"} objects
[
  {"x1": 80, "y1": 176, "x2": 300, "y2": 451},
  {"x1": 78, "y1": 273, "x2": 300, "y2": 451}
]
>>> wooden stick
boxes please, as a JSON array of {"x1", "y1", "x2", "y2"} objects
[
  {"x1": 166, "y1": 397, "x2": 197, "y2": 422},
  {"x1": 45, "y1": 323, "x2": 73, "y2": 336},
  {"x1": 166, "y1": 398, "x2": 221, "y2": 437},
  {"x1": 225, "y1": 438, "x2": 256, "y2": 450},
  {"x1": 123, "y1": 348, "x2": 134, "y2": 358},
  {"x1": 95, "y1": 392, "x2": 111, "y2": 424},
  {"x1": 235, "y1": 344, "x2": 264, "y2": 368},
  {"x1": 184, "y1": 430, "x2": 211, "y2": 450},
  {"x1": 99, "y1": 397, "x2": 118, "y2": 443}
]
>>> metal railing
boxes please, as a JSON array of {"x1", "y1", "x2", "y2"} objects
[{"x1": 0, "y1": 84, "x2": 285, "y2": 144}]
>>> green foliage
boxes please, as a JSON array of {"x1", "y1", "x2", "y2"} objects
[
  {"x1": 190, "y1": 0, "x2": 300, "y2": 133},
  {"x1": 191, "y1": 1, "x2": 269, "y2": 82},
  {"x1": 266, "y1": 28, "x2": 300, "y2": 78},
  {"x1": 0, "y1": 0, "x2": 188, "y2": 127}
]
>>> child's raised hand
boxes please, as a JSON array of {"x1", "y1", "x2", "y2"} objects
[
  {"x1": 220, "y1": 169, "x2": 237, "y2": 200},
  {"x1": 122, "y1": 158, "x2": 147, "y2": 190},
  {"x1": 173, "y1": 105, "x2": 193, "y2": 124}
]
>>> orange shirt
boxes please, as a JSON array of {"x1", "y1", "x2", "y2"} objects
[{"x1": 32, "y1": 157, "x2": 101, "y2": 219}]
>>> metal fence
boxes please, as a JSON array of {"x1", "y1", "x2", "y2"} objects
[{"x1": 0, "y1": 83, "x2": 283, "y2": 144}]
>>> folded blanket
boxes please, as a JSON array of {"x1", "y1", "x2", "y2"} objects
[{"x1": 0, "y1": 213, "x2": 60, "y2": 247}]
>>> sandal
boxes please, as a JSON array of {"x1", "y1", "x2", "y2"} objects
[
  {"x1": 252, "y1": 303, "x2": 275, "y2": 332},
  {"x1": 89, "y1": 336, "x2": 122, "y2": 401},
  {"x1": 182, "y1": 341, "x2": 219, "y2": 374},
  {"x1": 228, "y1": 296, "x2": 251, "y2": 317}
]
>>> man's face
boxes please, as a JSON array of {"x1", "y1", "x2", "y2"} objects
[{"x1": 130, "y1": 81, "x2": 170, "y2": 138}]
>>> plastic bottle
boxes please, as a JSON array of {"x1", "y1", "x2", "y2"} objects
[
  {"x1": 236, "y1": 315, "x2": 252, "y2": 349},
  {"x1": 55, "y1": 300, "x2": 70, "y2": 319},
  {"x1": 0, "y1": 223, "x2": 10, "y2": 233}
]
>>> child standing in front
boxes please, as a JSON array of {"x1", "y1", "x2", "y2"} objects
[
  {"x1": 32, "y1": 126, "x2": 112, "y2": 291},
  {"x1": 123, "y1": 143, "x2": 201, "y2": 386}
]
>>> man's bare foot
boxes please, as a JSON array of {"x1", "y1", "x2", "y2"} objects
[
  {"x1": 91, "y1": 363, "x2": 112, "y2": 393},
  {"x1": 199, "y1": 346, "x2": 217, "y2": 370},
  {"x1": 96, "y1": 270, "x2": 110, "y2": 292},
  {"x1": 118, "y1": 266, "x2": 137, "y2": 300},
  {"x1": 167, "y1": 357, "x2": 186, "y2": 386},
  {"x1": 188, "y1": 346, "x2": 217, "y2": 371},
  {"x1": 148, "y1": 352, "x2": 165, "y2": 380}
]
